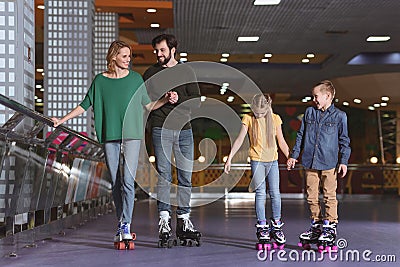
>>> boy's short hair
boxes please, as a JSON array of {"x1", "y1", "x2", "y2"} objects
[{"x1": 315, "y1": 80, "x2": 335, "y2": 99}]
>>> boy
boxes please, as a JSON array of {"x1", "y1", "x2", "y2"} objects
[{"x1": 287, "y1": 80, "x2": 351, "y2": 250}]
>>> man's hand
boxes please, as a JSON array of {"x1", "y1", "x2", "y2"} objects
[{"x1": 167, "y1": 91, "x2": 178, "y2": 104}]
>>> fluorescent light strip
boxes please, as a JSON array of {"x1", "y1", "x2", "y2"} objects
[
  {"x1": 366, "y1": 36, "x2": 390, "y2": 42},
  {"x1": 237, "y1": 36, "x2": 259, "y2": 42},
  {"x1": 254, "y1": 0, "x2": 281, "y2": 5},
  {"x1": 150, "y1": 23, "x2": 160, "y2": 28}
]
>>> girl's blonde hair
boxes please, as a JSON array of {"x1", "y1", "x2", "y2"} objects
[
  {"x1": 106, "y1": 40, "x2": 131, "y2": 74},
  {"x1": 251, "y1": 94, "x2": 275, "y2": 148}
]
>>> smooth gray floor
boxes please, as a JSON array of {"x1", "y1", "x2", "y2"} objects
[{"x1": 1, "y1": 196, "x2": 399, "y2": 267}]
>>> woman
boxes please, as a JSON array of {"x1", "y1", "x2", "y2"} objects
[{"x1": 52, "y1": 40, "x2": 169, "y2": 244}]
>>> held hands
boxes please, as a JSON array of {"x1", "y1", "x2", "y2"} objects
[
  {"x1": 286, "y1": 158, "x2": 298, "y2": 170},
  {"x1": 166, "y1": 91, "x2": 178, "y2": 104}
]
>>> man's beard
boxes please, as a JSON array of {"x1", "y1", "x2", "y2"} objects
[{"x1": 157, "y1": 53, "x2": 172, "y2": 65}]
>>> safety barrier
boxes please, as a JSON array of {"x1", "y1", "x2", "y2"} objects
[{"x1": 0, "y1": 94, "x2": 111, "y2": 255}]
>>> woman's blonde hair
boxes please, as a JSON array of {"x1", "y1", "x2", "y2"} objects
[
  {"x1": 251, "y1": 94, "x2": 275, "y2": 148},
  {"x1": 106, "y1": 40, "x2": 131, "y2": 74}
]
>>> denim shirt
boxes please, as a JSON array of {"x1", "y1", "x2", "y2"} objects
[{"x1": 291, "y1": 104, "x2": 351, "y2": 170}]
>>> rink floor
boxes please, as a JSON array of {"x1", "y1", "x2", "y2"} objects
[{"x1": 1, "y1": 196, "x2": 399, "y2": 267}]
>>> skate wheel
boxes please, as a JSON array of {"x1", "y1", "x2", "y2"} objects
[
  {"x1": 318, "y1": 245, "x2": 324, "y2": 253},
  {"x1": 273, "y1": 243, "x2": 278, "y2": 249},
  {"x1": 173, "y1": 239, "x2": 178, "y2": 246},
  {"x1": 181, "y1": 239, "x2": 187, "y2": 246},
  {"x1": 167, "y1": 239, "x2": 174, "y2": 248},
  {"x1": 117, "y1": 242, "x2": 125, "y2": 250},
  {"x1": 331, "y1": 245, "x2": 338, "y2": 252},
  {"x1": 256, "y1": 243, "x2": 263, "y2": 250},
  {"x1": 158, "y1": 240, "x2": 163, "y2": 248},
  {"x1": 188, "y1": 240, "x2": 194, "y2": 247},
  {"x1": 131, "y1": 233, "x2": 136, "y2": 241},
  {"x1": 279, "y1": 244, "x2": 285, "y2": 250},
  {"x1": 264, "y1": 244, "x2": 271, "y2": 251},
  {"x1": 195, "y1": 240, "x2": 201, "y2": 247},
  {"x1": 128, "y1": 241, "x2": 135, "y2": 250},
  {"x1": 303, "y1": 244, "x2": 311, "y2": 250}
]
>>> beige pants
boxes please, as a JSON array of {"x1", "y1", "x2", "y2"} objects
[{"x1": 305, "y1": 168, "x2": 338, "y2": 223}]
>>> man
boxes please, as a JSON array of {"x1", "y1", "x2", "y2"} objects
[{"x1": 143, "y1": 34, "x2": 201, "y2": 247}]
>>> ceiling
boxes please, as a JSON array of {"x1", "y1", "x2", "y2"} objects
[{"x1": 35, "y1": 0, "x2": 400, "y2": 110}]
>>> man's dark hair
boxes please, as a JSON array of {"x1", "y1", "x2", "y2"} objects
[{"x1": 151, "y1": 34, "x2": 178, "y2": 51}]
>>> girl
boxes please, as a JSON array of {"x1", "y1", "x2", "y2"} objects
[
  {"x1": 224, "y1": 93, "x2": 290, "y2": 250},
  {"x1": 52, "y1": 40, "x2": 170, "y2": 246}
]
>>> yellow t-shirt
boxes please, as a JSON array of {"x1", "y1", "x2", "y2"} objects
[{"x1": 241, "y1": 113, "x2": 282, "y2": 162}]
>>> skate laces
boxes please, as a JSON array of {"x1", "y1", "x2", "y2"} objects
[
  {"x1": 256, "y1": 224, "x2": 269, "y2": 237},
  {"x1": 121, "y1": 223, "x2": 130, "y2": 234},
  {"x1": 182, "y1": 218, "x2": 196, "y2": 232},
  {"x1": 159, "y1": 217, "x2": 171, "y2": 233}
]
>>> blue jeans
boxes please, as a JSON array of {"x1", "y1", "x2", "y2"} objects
[
  {"x1": 251, "y1": 160, "x2": 281, "y2": 222},
  {"x1": 104, "y1": 139, "x2": 141, "y2": 224},
  {"x1": 152, "y1": 127, "x2": 193, "y2": 215}
]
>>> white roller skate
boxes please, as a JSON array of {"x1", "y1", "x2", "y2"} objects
[
  {"x1": 298, "y1": 220, "x2": 322, "y2": 250},
  {"x1": 317, "y1": 220, "x2": 338, "y2": 252},
  {"x1": 255, "y1": 221, "x2": 271, "y2": 251},
  {"x1": 270, "y1": 219, "x2": 286, "y2": 250}
]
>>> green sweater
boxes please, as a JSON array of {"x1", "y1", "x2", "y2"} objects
[{"x1": 80, "y1": 70, "x2": 151, "y2": 143}]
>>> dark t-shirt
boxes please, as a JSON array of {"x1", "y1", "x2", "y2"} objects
[{"x1": 143, "y1": 63, "x2": 201, "y2": 130}]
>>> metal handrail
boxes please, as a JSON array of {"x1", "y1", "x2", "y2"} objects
[
  {"x1": 0, "y1": 94, "x2": 101, "y2": 148},
  {"x1": 0, "y1": 94, "x2": 103, "y2": 161}
]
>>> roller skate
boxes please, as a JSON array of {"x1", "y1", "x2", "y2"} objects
[
  {"x1": 317, "y1": 220, "x2": 338, "y2": 252},
  {"x1": 114, "y1": 222, "x2": 136, "y2": 250},
  {"x1": 270, "y1": 219, "x2": 286, "y2": 250},
  {"x1": 158, "y1": 212, "x2": 174, "y2": 248},
  {"x1": 298, "y1": 220, "x2": 322, "y2": 250},
  {"x1": 255, "y1": 221, "x2": 271, "y2": 251},
  {"x1": 174, "y1": 214, "x2": 201, "y2": 247}
]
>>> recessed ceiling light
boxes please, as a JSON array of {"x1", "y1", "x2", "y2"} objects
[
  {"x1": 366, "y1": 36, "x2": 391, "y2": 42},
  {"x1": 40, "y1": 88, "x2": 44, "y2": 92},
  {"x1": 380, "y1": 102, "x2": 388, "y2": 107},
  {"x1": 222, "y1": 53, "x2": 230, "y2": 58},
  {"x1": 261, "y1": 58, "x2": 269, "y2": 63},
  {"x1": 146, "y1": 8, "x2": 157, "y2": 13},
  {"x1": 305, "y1": 96, "x2": 312, "y2": 101},
  {"x1": 227, "y1": 96, "x2": 234, "y2": 102},
  {"x1": 306, "y1": 53, "x2": 315, "y2": 58},
  {"x1": 353, "y1": 98, "x2": 362, "y2": 104},
  {"x1": 37, "y1": 5, "x2": 45, "y2": 10},
  {"x1": 220, "y1": 89, "x2": 226, "y2": 95},
  {"x1": 381, "y1": 96, "x2": 389, "y2": 101},
  {"x1": 35, "y1": 84, "x2": 42, "y2": 89},
  {"x1": 237, "y1": 36, "x2": 259, "y2": 42},
  {"x1": 150, "y1": 23, "x2": 160, "y2": 28},
  {"x1": 253, "y1": 0, "x2": 281, "y2": 5},
  {"x1": 301, "y1": 58, "x2": 310, "y2": 63},
  {"x1": 343, "y1": 101, "x2": 349, "y2": 106},
  {"x1": 220, "y1": 58, "x2": 228, "y2": 62},
  {"x1": 373, "y1": 103, "x2": 381, "y2": 108},
  {"x1": 180, "y1": 58, "x2": 187, "y2": 62},
  {"x1": 301, "y1": 99, "x2": 308, "y2": 103},
  {"x1": 222, "y1": 82, "x2": 230, "y2": 87},
  {"x1": 180, "y1": 52, "x2": 187, "y2": 57},
  {"x1": 264, "y1": 53, "x2": 272, "y2": 58},
  {"x1": 368, "y1": 106, "x2": 375, "y2": 111},
  {"x1": 36, "y1": 68, "x2": 44, "y2": 73}
]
